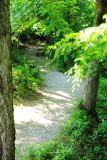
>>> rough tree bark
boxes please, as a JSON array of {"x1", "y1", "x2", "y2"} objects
[
  {"x1": 94, "y1": 0, "x2": 107, "y2": 26},
  {"x1": 81, "y1": 62, "x2": 101, "y2": 116},
  {"x1": 0, "y1": 0, "x2": 15, "y2": 160},
  {"x1": 81, "y1": 0, "x2": 107, "y2": 117}
]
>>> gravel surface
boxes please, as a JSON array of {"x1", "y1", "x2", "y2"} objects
[{"x1": 14, "y1": 46, "x2": 85, "y2": 147}]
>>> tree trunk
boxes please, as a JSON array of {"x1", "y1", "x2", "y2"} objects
[
  {"x1": 94, "y1": 0, "x2": 107, "y2": 26},
  {"x1": 81, "y1": 0, "x2": 107, "y2": 117},
  {"x1": 81, "y1": 62, "x2": 101, "y2": 116},
  {"x1": 0, "y1": 0, "x2": 15, "y2": 160}
]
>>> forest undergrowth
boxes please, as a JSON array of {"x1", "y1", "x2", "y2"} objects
[{"x1": 12, "y1": 47, "x2": 44, "y2": 103}]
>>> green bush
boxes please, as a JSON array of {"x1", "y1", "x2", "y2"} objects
[
  {"x1": 46, "y1": 33, "x2": 79, "y2": 73},
  {"x1": 46, "y1": 24, "x2": 107, "y2": 78},
  {"x1": 12, "y1": 49, "x2": 43, "y2": 98}
]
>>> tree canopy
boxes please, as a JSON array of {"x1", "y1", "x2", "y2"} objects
[{"x1": 10, "y1": 0, "x2": 95, "y2": 42}]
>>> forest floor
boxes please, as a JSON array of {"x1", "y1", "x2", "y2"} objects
[{"x1": 14, "y1": 42, "x2": 85, "y2": 148}]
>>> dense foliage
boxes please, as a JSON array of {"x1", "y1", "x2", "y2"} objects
[
  {"x1": 12, "y1": 49, "x2": 43, "y2": 98},
  {"x1": 47, "y1": 23, "x2": 107, "y2": 76},
  {"x1": 10, "y1": 0, "x2": 95, "y2": 43},
  {"x1": 10, "y1": 0, "x2": 40, "y2": 34}
]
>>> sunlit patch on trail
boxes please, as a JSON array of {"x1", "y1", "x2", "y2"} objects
[{"x1": 14, "y1": 107, "x2": 53, "y2": 126}]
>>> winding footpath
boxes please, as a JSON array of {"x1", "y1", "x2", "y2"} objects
[{"x1": 14, "y1": 44, "x2": 85, "y2": 147}]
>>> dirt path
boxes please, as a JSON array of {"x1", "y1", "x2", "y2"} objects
[{"x1": 14, "y1": 44, "x2": 85, "y2": 147}]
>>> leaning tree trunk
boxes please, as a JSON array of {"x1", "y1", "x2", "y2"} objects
[
  {"x1": 81, "y1": 0, "x2": 107, "y2": 117},
  {"x1": 0, "y1": 0, "x2": 15, "y2": 160}
]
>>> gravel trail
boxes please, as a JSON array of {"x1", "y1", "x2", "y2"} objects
[{"x1": 14, "y1": 45, "x2": 85, "y2": 147}]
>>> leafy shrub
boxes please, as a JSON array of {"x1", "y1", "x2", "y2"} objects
[
  {"x1": 46, "y1": 32, "x2": 80, "y2": 72},
  {"x1": 12, "y1": 49, "x2": 43, "y2": 98},
  {"x1": 47, "y1": 24, "x2": 107, "y2": 77}
]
